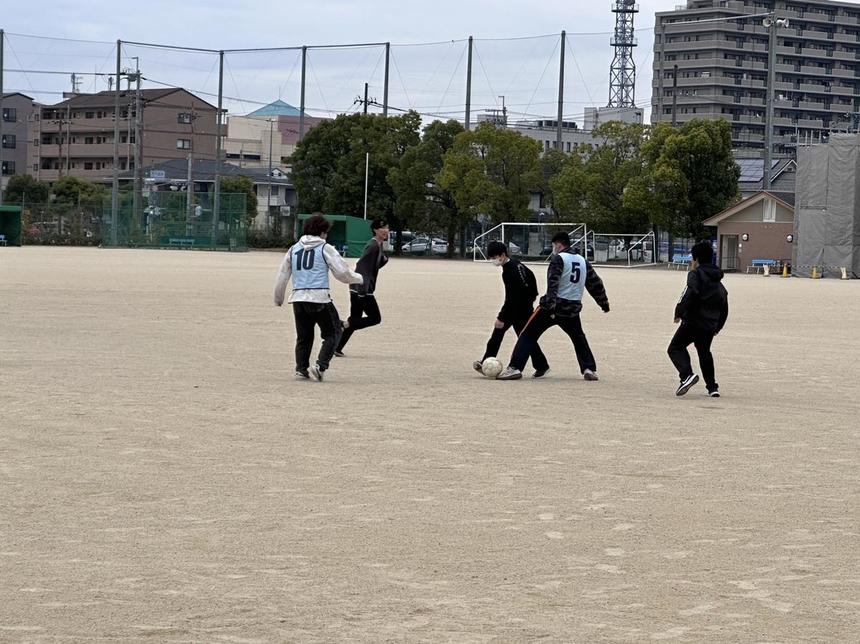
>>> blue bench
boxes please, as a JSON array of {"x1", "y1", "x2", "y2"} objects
[
  {"x1": 168, "y1": 237, "x2": 195, "y2": 249},
  {"x1": 668, "y1": 254, "x2": 692, "y2": 269},
  {"x1": 747, "y1": 258, "x2": 777, "y2": 274}
]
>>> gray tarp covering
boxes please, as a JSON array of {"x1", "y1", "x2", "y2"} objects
[{"x1": 794, "y1": 135, "x2": 860, "y2": 278}]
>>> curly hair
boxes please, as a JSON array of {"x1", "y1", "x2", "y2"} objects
[{"x1": 303, "y1": 213, "x2": 331, "y2": 237}]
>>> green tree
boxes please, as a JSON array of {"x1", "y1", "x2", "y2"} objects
[
  {"x1": 389, "y1": 119, "x2": 464, "y2": 256},
  {"x1": 4, "y1": 175, "x2": 50, "y2": 205},
  {"x1": 52, "y1": 177, "x2": 106, "y2": 207},
  {"x1": 552, "y1": 121, "x2": 650, "y2": 233},
  {"x1": 290, "y1": 111, "x2": 421, "y2": 232},
  {"x1": 219, "y1": 175, "x2": 258, "y2": 227},
  {"x1": 624, "y1": 119, "x2": 739, "y2": 238},
  {"x1": 437, "y1": 122, "x2": 542, "y2": 224},
  {"x1": 535, "y1": 148, "x2": 567, "y2": 215}
]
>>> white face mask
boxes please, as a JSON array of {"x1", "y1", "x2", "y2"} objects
[{"x1": 490, "y1": 258, "x2": 503, "y2": 267}]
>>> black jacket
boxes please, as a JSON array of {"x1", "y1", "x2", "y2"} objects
[
  {"x1": 351, "y1": 238, "x2": 388, "y2": 295},
  {"x1": 675, "y1": 263, "x2": 729, "y2": 333},
  {"x1": 540, "y1": 249, "x2": 610, "y2": 317},
  {"x1": 497, "y1": 258, "x2": 539, "y2": 322}
]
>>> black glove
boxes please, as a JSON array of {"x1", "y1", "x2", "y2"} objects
[
  {"x1": 539, "y1": 296, "x2": 556, "y2": 311},
  {"x1": 601, "y1": 302, "x2": 610, "y2": 313}
]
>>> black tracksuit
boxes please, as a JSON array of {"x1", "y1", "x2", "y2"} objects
[
  {"x1": 337, "y1": 238, "x2": 388, "y2": 351},
  {"x1": 509, "y1": 250, "x2": 610, "y2": 374},
  {"x1": 481, "y1": 259, "x2": 548, "y2": 371},
  {"x1": 667, "y1": 263, "x2": 729, "y2": 392}
]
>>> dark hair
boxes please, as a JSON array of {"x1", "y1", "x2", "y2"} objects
[
  {"x1": 551, "y1": 231, "x2": 571, "y2": 247},
  {"x1": 487, "y1": 241, "x2": 508, "y2": 258},
  {"x1": 303, "y1": 214, "x2": 331, "y2": 237},
  {"x1": 370, "y1": 218, "x2": 388, "y2": 232},
  {"x1": 691, "y1": 241, "x2": 713, "y2": 264}
]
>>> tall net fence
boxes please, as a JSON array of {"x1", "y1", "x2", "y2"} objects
[{"x1": 2, "y1": 29, "x2": 657, "y2": 134}]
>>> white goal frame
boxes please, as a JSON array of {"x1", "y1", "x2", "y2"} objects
[{"x1": 472, "y1": 222, "x2": 588, "y2": 263}]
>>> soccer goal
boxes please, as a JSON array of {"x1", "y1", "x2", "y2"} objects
[
  {"x1": 588, "y1": 231, "x2": 658, "y2": 267},
  {"x1": 472, "y1": 222, "x2": 588, "y2": 263}
]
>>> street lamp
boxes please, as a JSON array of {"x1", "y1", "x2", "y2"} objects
[{"x1": 763, "y1": 15, "x2": 789, "y2": 191}]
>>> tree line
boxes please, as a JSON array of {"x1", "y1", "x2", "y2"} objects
[{"x1": 290, "y1": 112, "x2": 740, "y2": 256}]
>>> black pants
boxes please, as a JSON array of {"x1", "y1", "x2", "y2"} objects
[
  {"x1": 337, "y1": 292, "x2": 382, "y2": 351},
  {"x1": 667, "y1": 323, "x2": 717, "y2": 391},
  {"x1": 482, "y1": 311, "x2": 549, "y2": 371},
  {"x1": 509, "y1": 308, "x2": 596, "y2": 374},
  {"x1": 293, "y1": 301, "x2": 341, "y2": 372}
]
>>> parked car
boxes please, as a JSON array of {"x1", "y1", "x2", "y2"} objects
[{"x1": 402, "y1": 237, "x2": 448, "y2": 255}]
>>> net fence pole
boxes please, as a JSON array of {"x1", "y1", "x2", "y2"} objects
[
  {"x1": 299, "y1": 45, "x2": 307, "y2": 140},
  {"x1": 464, "y1": 36, "x2": 473, "y2": 130},
  {"x1": 110, "y1": 40, "x2": 121, "y2": 246},
  {"x1": 557, "y1": 30, "x2": 565, "y2": 150},
  {"x1": 212, "y1": 49, "x2": 223, "y2": 249},
  {"x1": 383, "y1": 42, "x2": 390, "y2": 117}
]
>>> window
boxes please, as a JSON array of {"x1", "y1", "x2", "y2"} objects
[
  {"x1": 84, "y1": 137, "x2": 94, "y2": 145},
  {"x1": 763, "y1": 198, "x2": 776, "y2": 222},
  {"x1": 1, "y1": 134, "x2": 16, "y2": 149},
  {"x1": 178, "y1": 112, "x2": 193, "y2": 124},
  {"x1": 33, "y1": 163, "x2": 39, "y2": 172},
  {"x1": 1, "y1": 161, "x2": 15, "y2": 175},
  {"x1": 271, "y1": 185, "x2": 280, "y2": 196},
  {"x1": 84, "y1": 162, "x2": 94, "y2": 170},
  {"x1": 176, "y1": 139, "x2": 192, "y2": 149},
  {"x1": 33, "y1": 139, "x2": 39, "y2": 147},
  {"x1": 2, "y1": 107, "x2": 17, "y2": 122},
  {"x1": 85, "y1": 111, "x2": 95, "y2": 119}
]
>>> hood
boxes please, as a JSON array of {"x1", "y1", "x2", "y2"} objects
[
  {"x1": 698, "y1": 263, "x2": 724, "y2": 283},
  {"x1": 299, "y1": 235, "x2": 327, "y2": 249}
]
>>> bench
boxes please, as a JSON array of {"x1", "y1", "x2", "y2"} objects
[
  {"x1": 0, "y1": 234, "x2": 6, "y2": 247},
  {"x1": 668, "y1": 254, "x2": 692, "y2": 270},
  {"x1": 746, "y1": 258, "x2": 777, "y2": 274},
  {"x1": 168, "y1": 237, "x2": 195, "y2": 249}
]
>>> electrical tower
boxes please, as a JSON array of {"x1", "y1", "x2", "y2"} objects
[{"x1": 608, "y1": 1, "x2": 639, "y2": 108}]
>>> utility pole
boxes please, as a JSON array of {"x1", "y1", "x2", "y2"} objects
[
  {"x1": 267, "y1": 117, "x2": 274, "y2": 230},
  {"x1": 0, "y1": 29, "x2": 4, "y2": 205},
  {"x1": 465, "y1": 36, "x2": 473, "y2": 130},
  {"x1": 132, "y1": 62, "x2": 142, "y2": 228},
  {"x1": 363, "y1": 83, "x2": 369, "y2": 115},
  {"x1": 671, "y1": 64, "x2": 679, "y2": 127},
  {"x1": 557, "y1": 30, "x2": 566, "y2": 150},
  {"x1": 299, "y1": 46, "x2": 307, "y2": 141},
  {"x1": 110, "y1": 40, "x2": 122, "y2": 246},
  {"x1": 363, "y1": 152, "x2": 369, "y2": 220},
  {"x1": 186, "y1": 152, "x2": 193, "y2": 235},
  {"x1": 212, "y1": 50, "x2": 224, "y2": 248},
  {"x1": 383, "y1": 42, "x2": 390, "y2": 117}
]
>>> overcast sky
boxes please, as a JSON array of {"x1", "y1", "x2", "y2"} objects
[{"x1": 3, "y1": 1, "x2": 698, "y2": 125}]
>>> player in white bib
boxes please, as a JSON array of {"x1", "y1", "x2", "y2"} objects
[
  {"x1": 274, "y1": 214, "x2": 363, "y2": 381},
  {"x1": 497, "y1": 231, "x2": 610, "y2": 381}
]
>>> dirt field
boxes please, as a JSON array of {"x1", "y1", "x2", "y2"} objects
[{"x1": 1, "y1": 247, "x2": 858, "y2": 643}]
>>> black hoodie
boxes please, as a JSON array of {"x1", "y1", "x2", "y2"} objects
[{"x1": 674, "y1": 263, "x2": 729, "y2": 333}]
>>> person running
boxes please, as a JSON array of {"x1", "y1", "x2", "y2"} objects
[
  {"x1": 497, "y1": 231, "x2": 610, "y2": 381},
  {"x1": 668, "y1": 241, "x2": 729, "y2": 397},
  {"x1": 274, "y1": 213, "x2": 363, "y2": 381},
  {"x1": 335, "y1": 218, "x2": 389, "y2": 356},
  {"x1": 472, "y1": 241, "x2": 550, "y2": 378}
]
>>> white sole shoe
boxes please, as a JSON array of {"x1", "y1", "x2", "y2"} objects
[{"x1": 676, "y1": 374, "x2": 699, "y2": 396}]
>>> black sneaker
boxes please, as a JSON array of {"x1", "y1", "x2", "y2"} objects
[
  {"x1": 295, "y1": 370, "x2": 310, "y2": 380},
  {"x1": 707, "y1": 389, "x2": 720, "y2": 398},
  {"x1": 473, "y1": 360, "x2": 484, "y2": 374},
  {"x1": 532, "y1": 366, "x2": 551, "y2": 379},
  {"x1": 309, "y1": 364, "x2": 324, "y2": 382},
  {"x1": 334, "y1": 350, "x2": 345, "y2": 358},
  {"x1": 675, "y1": 374, "x2": 699, "y2": 396},
  {"x1": 583, "y1": 369, "x2": 599, "y2": 381}
]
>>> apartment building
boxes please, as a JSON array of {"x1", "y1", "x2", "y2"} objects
[
  {"x1": 1, "y1": 93, "x2": 39, "y2": 192},
  {"x1": 652, "y1": 0, "x2": 860, "y2": 155},
  {"x1": 224, "y1": 100, "x2": 326, "y2": 169},
  {"x1": 33, "y1": 88, "x2": 218, "y2": 183}
]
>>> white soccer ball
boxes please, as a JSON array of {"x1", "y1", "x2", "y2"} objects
[{"x1": 481, "y1": 357, "x2": 504, "y2": 379}]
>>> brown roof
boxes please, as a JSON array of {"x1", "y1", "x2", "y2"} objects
[
  {"x1": 49, "y1": 88, "x2": 215, "y2": 110},
  {"x1": 702, "y1": 191, "x2": 795, "y2": 227}
]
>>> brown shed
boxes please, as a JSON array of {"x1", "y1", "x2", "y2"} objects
[{"x1": 703, "y1": 192, "x2": 794, "y2": 272}]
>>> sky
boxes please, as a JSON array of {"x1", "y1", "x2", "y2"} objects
[{"x1": 3, "y1": 0, "x2": 689, "y2": 126}]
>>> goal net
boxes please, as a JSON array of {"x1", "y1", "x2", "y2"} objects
[{"x1": 472, "y1": 222, "x2": 588, "y2": 263}]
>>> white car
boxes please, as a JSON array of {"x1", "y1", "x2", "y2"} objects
[{"x1": 402, "y1": 237, "x2": 448, "y2": 255}]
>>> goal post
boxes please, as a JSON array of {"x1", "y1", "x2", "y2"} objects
[{"x1": 472, "y1": 222, "x2": 588, "y2": 263}]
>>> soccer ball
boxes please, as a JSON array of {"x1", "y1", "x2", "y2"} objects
[{"x1": 481, "y1": 357, "x2": 504, "y2": 379}]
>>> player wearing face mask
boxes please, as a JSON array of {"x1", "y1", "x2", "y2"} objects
[{"x1": 472, "y1": 241, "x2": 550, "y2": 378}]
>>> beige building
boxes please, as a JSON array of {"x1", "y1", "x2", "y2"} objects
[
  {"x1": 33, "y1": 88, "x2": 217, "y2": 183},
  {"x1": 224, "y1": 100, "x2": 326, "y2": 170}
]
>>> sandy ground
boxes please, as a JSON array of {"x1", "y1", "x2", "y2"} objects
[{"x1": 0, "y1": 246, "x2": 858, "y2": 643}]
